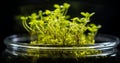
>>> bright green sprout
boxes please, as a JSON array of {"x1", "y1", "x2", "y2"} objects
[
  {"x1": 20, "y1": 3, "x2": 103, "y2": 61},
  {"x1": 20, "y1": 3, "x2": 101, "y2": 46}
]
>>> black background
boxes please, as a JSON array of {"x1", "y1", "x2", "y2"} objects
[{"x1": 0, "y1": 0, "x2": 120, "y2": 60}]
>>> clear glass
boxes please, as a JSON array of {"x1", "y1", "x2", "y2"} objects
[{"x1": 1, "y1": 34, "x2": 120, "y2": 63}]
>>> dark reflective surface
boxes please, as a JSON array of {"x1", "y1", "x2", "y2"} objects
[{"x1": 0, "y1": 50, "x2": 120, "y2": 63}]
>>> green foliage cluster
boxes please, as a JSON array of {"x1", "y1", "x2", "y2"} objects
[{"x1": 21, "y1": 3, "x2": 101, "y2": 46}]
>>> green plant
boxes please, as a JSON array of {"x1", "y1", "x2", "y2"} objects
[
  {"x1": 21, "y1": 3, "x2": 101, "y2": 46},
  {"x1": 20, "y1": 3, "x2": 103, "y2": 60}
]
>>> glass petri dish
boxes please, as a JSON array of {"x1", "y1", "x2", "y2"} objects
[{"x1": 1, "y1": 33, "x2": 120, "y2": 63}]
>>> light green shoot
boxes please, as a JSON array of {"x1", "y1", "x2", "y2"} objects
[{"x1": 20, "y1": 3, "x2": 101, "y2": 46}]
